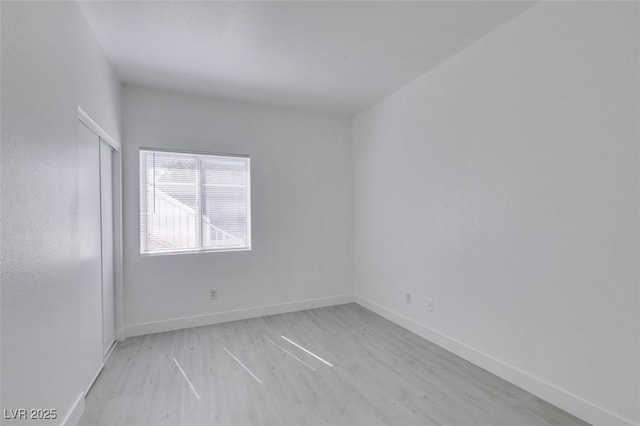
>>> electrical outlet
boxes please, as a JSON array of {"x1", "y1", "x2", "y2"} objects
[
  {"x1": 209, "y1": 289, "x2": 217, "y2": 300},
  {"x1": 426, "y1": 298, "x2": 433, "y2": 312},
  {"x1": 406, "y1": 292, "x2": 413, "y2": 304}
]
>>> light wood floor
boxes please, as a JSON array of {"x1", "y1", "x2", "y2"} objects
[{"x1": 81, "y1": 304, "x2": 588, "y2": 426}]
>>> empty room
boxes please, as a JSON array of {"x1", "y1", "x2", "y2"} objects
[{"x1": 1, "y1": 1, "x2": 639, "y2": 425}]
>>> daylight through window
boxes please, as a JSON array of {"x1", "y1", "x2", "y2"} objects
[{"x1": 140, "y1": 149, "x2": 251, "y2": 254}]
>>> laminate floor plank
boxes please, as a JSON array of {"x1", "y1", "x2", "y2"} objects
[{"x1": 80, "y1": 304, "x2": 587, "y2": 426}]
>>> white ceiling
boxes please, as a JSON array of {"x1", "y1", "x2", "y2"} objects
[{"x1": 80, "y1": 1, "x2": 533, "y2": 116}]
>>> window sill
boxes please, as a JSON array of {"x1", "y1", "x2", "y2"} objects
[{"x1": 140, "y1": 246, "x2": 251, "y2": 257}]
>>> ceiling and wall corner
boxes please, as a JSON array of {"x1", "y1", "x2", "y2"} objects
[{"x1": 79, "y1": 1, "x2": 534, "y2": 116}]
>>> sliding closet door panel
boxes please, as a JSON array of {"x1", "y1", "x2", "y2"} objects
[
  {"x1": 100, "y1": 140, "x2": 115, "y2": 357},
  {"x1": 78, "y1": 121, "x2": 104, "y2": 390}
]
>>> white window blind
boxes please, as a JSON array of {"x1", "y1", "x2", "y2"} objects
[{"x1": 140, "y1": 149, "x2": 251, "y2": 254}]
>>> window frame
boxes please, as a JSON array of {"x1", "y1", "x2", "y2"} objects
[{"x1": 139, "y1": 147, "x2": 251, "y2": 256}]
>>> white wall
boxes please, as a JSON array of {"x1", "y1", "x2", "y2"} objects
[
  {"x1": 121, "y1": 86, "x2": 352, "y2": 334},
  {"x1": 77, "y1": 10, "x2": 121, "y2": 143},
  {"x1": 353, "y1": 2, "x2": 639, "y2": 426},
  {"x1": 1, "y1": 2, "x2": 121, "y2": 424}
]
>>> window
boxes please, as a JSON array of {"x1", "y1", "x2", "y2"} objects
[{"x1": 140, "y1": 149, "x2": 251, "y2": 254}]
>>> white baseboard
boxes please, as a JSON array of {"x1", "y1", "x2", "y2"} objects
[
  {"x1": 354, "y1": 295, "x2": 638, "y2": 426},
  {"x1": 124, "y1": 294, "x2": 353, "y2": 338},
  {"x1": 104, "y1": 340, "x2": 118, "y2": 363},
  {"x1": 60, "y1": 392, "x2": 84, "y2": 426},
  {"x1": 65, "y1": 342, "x2": 118, "y2": 426},
  {"x1": 115, "y1": 327, "x2": 125, "y2": 341}
]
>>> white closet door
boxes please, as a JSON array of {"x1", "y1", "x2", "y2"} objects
[
  {"x1": 100, "y1": 140, "x2": 115, "y2": 357},
  {"x1": 79, "y1": 121, "x2": 104, "y2": 390}
]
